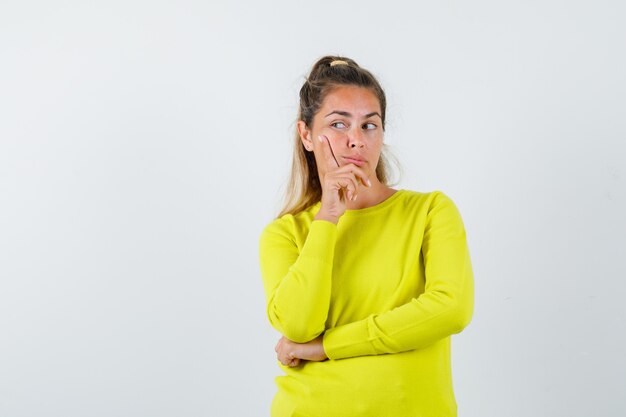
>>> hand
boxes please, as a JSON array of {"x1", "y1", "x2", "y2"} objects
[
  {"x1": 315, "y1": 134, "x2": 371, "y2": 222},
  {"x1": 275, "y1": 335, "x2": 328, "y2": 367}
]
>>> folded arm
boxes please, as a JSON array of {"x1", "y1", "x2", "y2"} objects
[
  {"x1": 322, "y1": 193, "x2": 475, "y2": 360},
  {"x1": 259, "y1": 219, "x2": 338, "y2": 343}
]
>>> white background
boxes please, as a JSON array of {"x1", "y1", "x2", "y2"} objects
[{"x1": 1, "y1": 1, "x2": 625, "y2": 416}]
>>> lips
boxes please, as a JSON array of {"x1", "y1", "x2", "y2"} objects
[
  {"x1": 342, "y1": 155, "x2": 366, "y2": 166},
  {"x1": 343, "y1": 155, "x2": 365, "y2": 162}
]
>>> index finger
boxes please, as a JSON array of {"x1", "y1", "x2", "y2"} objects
[{"x1": 318, "y1": 135, "x2": 340, "y2": 169}]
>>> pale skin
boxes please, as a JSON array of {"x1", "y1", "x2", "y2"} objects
[{"x1": 275, "y1": 85, "x2": 397, "y2": 367}]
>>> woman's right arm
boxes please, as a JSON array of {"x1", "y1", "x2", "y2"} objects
[
  {"x1": 260, "y1": 134, "x2": 370, "y2": 343},
  {"x1": 259, "y1": 218, "x2": 338, "y2": 343}
]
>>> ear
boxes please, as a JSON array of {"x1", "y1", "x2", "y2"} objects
[{"x1": 297, "y1": 120, "x2": 313, "y2": 150}]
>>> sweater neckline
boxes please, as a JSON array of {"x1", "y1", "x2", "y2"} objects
[{"x1": 313, "y1": 189, "x2": 405, "y2": 217}]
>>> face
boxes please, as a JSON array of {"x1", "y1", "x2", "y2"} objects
[{"x1": 298, "y1": 85, "x2": 384, "y2": 178}]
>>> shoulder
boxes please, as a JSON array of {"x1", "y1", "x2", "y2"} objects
[
  {"x1": 414, "y1": 190, "x2": 467, "y2": 237},
  {"x1": 394, "y1": 189, "x2": 458, "y2": 211},
  {"x1": 258, "y1": 203, "x2": 318, "y2": 245},
  {"x1": 397, "y1": 189, "x2": 465, "y2": 226}
]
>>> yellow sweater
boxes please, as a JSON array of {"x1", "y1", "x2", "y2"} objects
[{"x1": 259, "y1": 189, "x2": 474, "y2": 417}]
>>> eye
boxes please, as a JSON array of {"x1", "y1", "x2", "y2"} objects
[
  {"x1": 331, "y1": 121, "x2": 347, "y2": 129},
  {"x1": 362, "y1": 122, "x2": 377, "y2": 130}
]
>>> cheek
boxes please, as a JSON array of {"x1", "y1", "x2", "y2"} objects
[
  {"x1": 369, "y1": 134, "x2": 384, "y2": 149},
  {"x1": 316, "y1": 126, "x2": 343, "y2": 140},
  {"x1": 313, "y1": 128, "x2": 345, "y2": 150}
]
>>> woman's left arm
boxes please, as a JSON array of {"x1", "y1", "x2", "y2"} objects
[{"x1": 321, "y1": 192, "x2": 475, "y2": 360}]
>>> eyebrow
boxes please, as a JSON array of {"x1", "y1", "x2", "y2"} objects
[{"x1": 324, "y1": 110, "x2": 382, "y2": 119}]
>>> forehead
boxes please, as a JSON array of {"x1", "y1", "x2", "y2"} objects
[{"x1": 319, "y1": 85, "x2": 381, "y2": 116}]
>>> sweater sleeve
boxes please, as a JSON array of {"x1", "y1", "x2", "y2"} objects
[
  {"x1": 322, "y1": 192, "x2": 474, "y2": 360},
  {"x1": 259, "y1": 219, "x2": 338, "y2": 343}
]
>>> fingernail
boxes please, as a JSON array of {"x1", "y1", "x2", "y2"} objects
[
  {"x1": 367, "y1": 179, "x2": 372, "y2": 187},
  {"x1": 354, "y1": 194, "x2": 358, "y2": 201},
  {"x1": 318, "y1": 135, "x2": 324, "y2": 142}
]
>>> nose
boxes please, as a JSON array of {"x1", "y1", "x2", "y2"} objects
[{"x1": 347, "y1": 126, "x2": 365, "y2": 148}]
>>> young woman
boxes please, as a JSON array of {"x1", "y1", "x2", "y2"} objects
[{"x1": 259, "y1": 56, "x2": 475, "y2": 417}]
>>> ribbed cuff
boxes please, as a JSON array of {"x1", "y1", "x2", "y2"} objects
[
  {"x1": 323, "y1": 319, "x2": 377, "y2": 360},
  {"x1": 300, "y1": 220, "x2": 338, "y2": 261}
]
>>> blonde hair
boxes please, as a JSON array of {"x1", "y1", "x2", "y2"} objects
[{"x1": 277, "y1": 56, "x2": 399, "y2": 218}]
